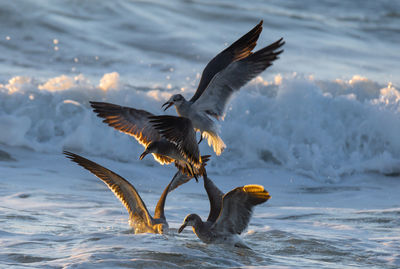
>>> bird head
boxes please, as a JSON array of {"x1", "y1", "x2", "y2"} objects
[
  {"x1": 162, "y1": 94, "x2": 185, "y2": 111},
  {"x1": 140, "y1": 142, "x2": 161, "y2": 160},
  {"x1": 178, "y1": 214, "x2": 199, "y2": 233}
]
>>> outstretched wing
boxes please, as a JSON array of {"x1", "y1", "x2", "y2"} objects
[
  {"x1": 204, "y1": 176, "x2": 224, "y2": 223},
  {"x1": 190, "y1": 20, "x2": 263, "y2": 103},
  {"x1": 167, "y1": 170, "x2": 192, "y2": 194},
  {"x1": 64, "y1": 151, "x2": 155, "y2": 231},
  {"x1": 149, "y1": 115, "x2": 200, "y2": 167},
  {"x1": 212, "y1": 184, "x2": 270, "y2": 234},
  {"x1": 90, "y1": 101, "x2": 173, "y2": 165},
  {"x1": 154, "y1": 154, "x2": 208, "y2": 221},
  {"x1": 193, "y1": 38, "x2": 284, "y2": 120}
]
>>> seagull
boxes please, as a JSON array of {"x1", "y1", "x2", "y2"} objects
[
  {"x1": 90, "y1": 101, "x2": 209, "y2": 180},
  {"x1": 178, "y1": 175, "x2": 270, "y2": 248},
  {"x1": 64, "y1": 151, "x2": 174, "y2": 234},
  {"x1": 162, "y1": 20, "x2": 284, "y2": 155}
]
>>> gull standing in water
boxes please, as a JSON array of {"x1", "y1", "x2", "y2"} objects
[
  {"x1": 162, "y1": 20, "x2": 284, "y2": 155},
  {"x1": 64, "y1": 151, "x2": 174, "y2": 234},
  {"x1": 178, "y1": 176, "x2": 270, "y2": 248},
  {"x1": 90, "y1": 101, "x2": 209, "y2": 180}
]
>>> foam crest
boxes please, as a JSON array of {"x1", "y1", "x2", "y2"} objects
[
  {"x1": 1, "y1": 73, "x2": 399, "y2": 180},
  {"x1": 220, "y1": 75, "x2": 400, "y2": 179}
]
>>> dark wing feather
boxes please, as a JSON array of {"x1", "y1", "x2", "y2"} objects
[
  {"x1": 204, "y1": 176, "x2": 224, "y2": 223},
  {"x1": 190, "y1": 20, "x2": 263, "y2": 103},
  {"x1": 90, "y1": 101, "x2": 173, "y2": 165},
  {"x1": 64, "y1": 151, "x2": 154, "y2": 230},
  {"x1": 193, "y1": 38, "x2": 285, "y2": 120},
  {"x1": 149, "y1": 115, "x2": 200, "y2": 167},
  {"x1": 212, "y1": 184, "x2": 270, "y2": 234}
]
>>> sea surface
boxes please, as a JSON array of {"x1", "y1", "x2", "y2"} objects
[{"x1": 1, "y1": 0, "x2": 400, "y2": 268}]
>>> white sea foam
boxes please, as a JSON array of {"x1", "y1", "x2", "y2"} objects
[{"x1": 1, "y1": 72, "x2": 399, "y2": 180}]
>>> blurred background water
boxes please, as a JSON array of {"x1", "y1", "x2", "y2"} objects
[{"x1": 1, "y1": 0, "x2": 399, "y2": 84}]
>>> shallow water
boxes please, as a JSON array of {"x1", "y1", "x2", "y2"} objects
[
  {"x1": 1, "y1": 0, "x2": 400, "y2": 268},
  {"x1": 0, "y1": 148, "x2": 399, "y2": 268}
]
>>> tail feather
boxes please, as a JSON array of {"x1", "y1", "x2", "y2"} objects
[{"x1": 202, "y1": 131, "x2": 226, "y2": 156}]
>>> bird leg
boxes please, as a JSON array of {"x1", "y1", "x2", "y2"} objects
[
  {"x1": 198, "y1": 135, "x2": 203, "y2": 144},
  {"x1": 187, "y1": 163, "x2": 198, "y2": 182}
]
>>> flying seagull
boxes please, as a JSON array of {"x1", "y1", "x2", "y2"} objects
[
  {"x1": 90, "y1": 101, "x2": 209, "y2": 180},
  {"x1": 64, "y1": 151, "x2": 175, "y2": 234},
  {"x1": 178, "y1": 176, "x2": 270, "y2": 247},
  {"x1": 162, "y1": 20, "x2": 284, "y2": 155}
]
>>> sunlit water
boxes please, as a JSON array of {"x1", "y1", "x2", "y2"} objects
[{"x1": 1, "y1": 0, "x2": 400, "y2": 268}]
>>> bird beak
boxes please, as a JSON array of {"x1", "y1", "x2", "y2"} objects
[
  {"x1": 162, "y1": 101, "x2": 173, "y2": 111},
  {"x1": 139, "y1": 150, "x2": 149, "y2": 160},
  {"x1": 178, "y1": 222, "x2": 187, "y2": 233}
]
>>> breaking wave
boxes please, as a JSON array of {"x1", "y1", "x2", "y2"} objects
[{"x1": 1, "y1": 72, "x2": 399, "y2": 180}]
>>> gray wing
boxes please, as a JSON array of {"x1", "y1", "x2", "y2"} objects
[
  {"x1": 212, "y1": 185, "x2": 270, "y2": 234},
  {"x1": 204, "y1": 176, "x2": 224, "y2": 223},
  {"x1": 64, "y1": 151, "x2": 155, "y2": 229},
  {"x1": 90, "y1": 101, "x2": 173, "y2": 165},
  {"x1": 190, "y1": 20, "x2": 263, "y2": 103},
  {"x1": 149, "y1": 115, "x2": 201, "y2": 167},
  {"x1": 154, "y1": 174, "x2": 175, "y2": 220},
  {"x1": 192, "y1": 38, "x2": 284, "y2": 120},
  {"x1": 167, "y1": 170, "x2": 192, "y2": 193},
  {"x1": 154, "y1": 156, "x2": 208, "y2": 220}
]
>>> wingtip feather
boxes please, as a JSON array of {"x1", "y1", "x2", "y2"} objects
[{"x1": 243, "y1": 184, "x2": 271, "y2": 204}]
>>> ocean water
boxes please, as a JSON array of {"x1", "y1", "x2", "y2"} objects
[{"x1": 1, "y1": 0, "x2": 400, "y2": 268}]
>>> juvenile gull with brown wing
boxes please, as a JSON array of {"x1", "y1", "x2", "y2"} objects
[{"x1": 163, "y1": 20, "x2": 284, "y2": 155}]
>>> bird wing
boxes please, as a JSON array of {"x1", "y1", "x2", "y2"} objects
[
  {"x1": 154, "y1": 175, "x2": 175, "y2": 220},
  {"x1": 167, "y1": 170, "x2": 192, "y2": 193},
  {"x1": 154, "y1": 155, "x2": 208, "y2": 220},
  {"x1": 64, "y1": 151, "x2": 155, "y2": 229},
  {"x1": 204, "y1": 176, "x2": 224, "y2": 223},
  {"x1": 149, "y1": 115, "x2": 200, "y2": 167},
  {"x1": 212, "y1": 184, "x2": 270, "y2": 234},
  {"x1": 192, "y1": 38, "x2": 284, "y2": 120},
  {"x1": 190, "y1": 20, "x2": 263, "y2": 103},
  {"x1": 90, "y1": 101, "x2": 173, "y2": 165}
]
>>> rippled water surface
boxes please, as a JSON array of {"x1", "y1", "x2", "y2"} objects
[{"x1": 0, "y1": 149, "x2": 399, "y2": 268}]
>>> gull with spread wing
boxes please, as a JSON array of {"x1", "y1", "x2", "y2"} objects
[
  {"x1": 178, "y1": 175, "x2": 271, "y2": 248},
  {"x1": 90, "y1": 101, "x2": 209, "y2": 180},
  {"x1": 64, "y1": 151, "x2": 176, "y2": 234},
  {"x1": 163, "y1": 20, "x2": 284, "y2": 155}
]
